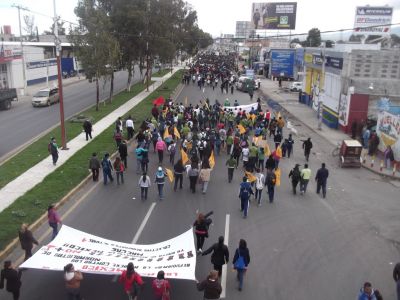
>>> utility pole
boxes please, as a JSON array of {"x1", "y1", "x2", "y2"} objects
[
  {"x1": 12, "y1": 4, "x2": 27, "y2": 95},
  {"x1": 53, "y1": 0, "x2": 67, "y2": 149},
  {"x1": 146, "y1": 0, "x2": 150, "y2": 92},
  {"x1": 317, "y1": 42, "x2": 325, "y2": 130}
]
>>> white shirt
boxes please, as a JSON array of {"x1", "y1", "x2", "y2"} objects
[
  {"x1": 126, "y1": 119, "x2": 134, "y2": 129},
  {"x1": 242, "y1": 148, "x2": 249, "y2": 161},
  {"x1": 138, "y1": 176, "x2": 151, "y2": 187}
]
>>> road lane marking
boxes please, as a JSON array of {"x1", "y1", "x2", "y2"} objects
[
  {"x1": 112, "y1": 201, "x2": 157, "y2": 282},
  {"x1": 220, "y1": 214, "x2": 230, "y2": 299}
]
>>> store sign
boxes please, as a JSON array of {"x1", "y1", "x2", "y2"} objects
[
  {"x1": 26, "y1": 59, "x2": 57, "y2": 70},
  {"x1": 354, "y1": 6, "x2": 393, "y2": 34},
  {"x1": 20, "y1": 226, "x2": 197, "y2": 280},
  {"x1": 311, "y1": 54, "x2": 343, "y2": 69},
  {"x1": 0, "y1": 44, "x2": 22, "y2": 63}
]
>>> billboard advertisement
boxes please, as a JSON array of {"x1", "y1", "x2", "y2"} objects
[
  {"x1": 271, "y1": 50, "x2": 295, "y2": 78},
  {"x1": 354, "y1": 6, "x2": 393, "y2": 34},
  {"x1": 252, "y1": 2, "x2": 297, "y2": 30}
]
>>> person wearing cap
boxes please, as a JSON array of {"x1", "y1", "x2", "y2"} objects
[
  {"x1": 155, "y1": 167, "x2": 167, "y2": 200},
  {"x1": 238, "y1": 177, "x2": 253, "y2": 218}
]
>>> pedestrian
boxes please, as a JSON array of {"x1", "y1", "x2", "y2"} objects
[
  {"x1": 238, "y1": 176, "x2": 253, "y2": 218},
  {"x1": 362, "y1": 128, "x2": 370, "y2": 149},
  {"x1": 302, "y1": 138, "x2": 313, "y2": 161},
  {"x1": 288, "y1": 164, "x2": 301, "y2": 195},
  {"x1": 168, "y1": 140, "x2": 177, "y2": 165},
  {"x1": 82, "y1": 119, "x2": 93, "y2": 141},
  {"x1": 226, "y1": 155, "x2": 237, "y2": 183},
  {"x1": 265, "y1": 168, "x2": 276, "y2": 203},
  {"x1": 393, "y1": 261, "x2": 400, "y2": 300},
  {"x1": 152, "y1": 270, "x2": 170, "y2": 300},
  {"x1": 196, "y1": 270, "x2": 222, "y2": 299},
  {"x1": 300, "y1": 163, "x2": 311, "y2": 195},
  {"x1": 232, "y1": 239, "x2": 250, "y2": 292},
  {"x1": 156, "y1": 137, "x2": 167, "y2": 164},
  {"x1": 89, "y1": 152, "x2": 101, "y2": 181},
  {"x1": 155, "y1": 167, "x2": 167, "y2": 200},
  {"x1": 202, "y1": 236, "x2": 229, "y2": 277},
  {"x1": 277, "y1": 116, "x2": 285, "y2": 135},
  {"x1": 265, "y1": 154, "x2": 275, "y2": 171},
  {"x1": 384, "y1": 145, "x2": 395, "y2": 169},
  {"x1": 64, "y1": 263, "x2": 83, "y2": 300},
  {"x1": 18, "y1": 223, "x2": 38, "y2": 261},
  {"x1": 0, "y1": 260, "x2": 22, "y2": 300},
  {"x1": 48, "y1": 137, "x2": 59, "y2": 165},
  {"x1": 257, "y1": 147, "x2": 265, "y2": 171},
  {"x1": 138, "y1": 172, "x2": 151, "y2": 200},
  {"x1": 173, "y1": 159, "x2": 185, "y2": 191},
  {"x1": 274, "y1": 132, "x2": 282, "y2": 149},
  {"x1": 119, "y1": 140, "x2": 128, "y2": 169},
  {"x1": 199, "y1": 160, "x2": 212, "y2": 194},
  {"x1": 368, "y1": 131, "x2": 380, "y2": 156},
  {"x1": 187, "y1": 162, "x2": 200, "y2": 193},
  {"x1": 101, "y1": 153, "x2": 114, "y2": 185},
  {"x1": 254, "y1": 168, "x2": 265, "y2": 206},
  {"x1": 47, "y1": 204, "x2": 61, "y2": 240},
  {"x1": 357, "y1": 281, "x2": 382, "y2": 300},
  {"x1": 126, "y1": 115, "x2": 135, "y2": 140},
  {"x1": 116, "y1": 116, "x2": 123, "y2": 133},
  {"x1": 315, "y1": 163, "x2": 329, "y2": 198},
  {"x1": 141, "y1": 145, "x2": 150, "y2": 173},
  {"x1": 113, "y1": 156, "x2": 125, "y2": 185},
  {"x1": 193, "y1": 213, "x2": 209, "y2": 253},
  {"x1": 287, "y1": 134, "x2": 294, "y2": 158},
  {"x1": 114, "y1": 128, "x2": 123, "y2": 148},
  {"x1": 135, "y1": 144, "x2": 147, "y2": 174},
  {"x1": 119, "y1": 263, "x2": 144, "y2": 300}
]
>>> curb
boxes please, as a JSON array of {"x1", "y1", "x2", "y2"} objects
[{"x1": 258, "y1": 89, "x2": 400, "y2": 180}]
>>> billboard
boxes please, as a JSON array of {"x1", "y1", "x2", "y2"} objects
[
  {"x1": 354, "y1": 6, "x2": 393, "y2": 34},
  {"x1": 252, "y1": 2, "x2": 297, "y2": 30},
  {"x1": 271, "y1": 49, "x2": 295, "y2": 78}
]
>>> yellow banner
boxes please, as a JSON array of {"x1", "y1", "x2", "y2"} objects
[
  {"x1": 245, "y1": 171, "x2": 257, "y2": 183},
  {"x1": 238, "y1": 124, "x2": 246, "y2": 135},
  {"x1": 209, "y1": 151, "x2": 215, "y2": 169},
  {"x1": 174, "y1": 127, "x2": 181, "y2": 139},
  {"x1": 181, "y1": 148, "x2": 189, "y2": 165},
  {"x1": 165, "y1": 168, "x2": 174, "y2": 183},
  {"x1": 274, "y1": 168, "x2": 281, "y2": 186}
]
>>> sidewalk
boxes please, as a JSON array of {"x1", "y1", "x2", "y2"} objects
[
  {"x1": 258, "y1": 77, "x2": 400, "y2": 180},
  {"x1": 0, "y1": 67, "x2": 181, "y2": 213}
]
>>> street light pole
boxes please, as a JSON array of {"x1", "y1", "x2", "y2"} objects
[{"x1": 53, "y1": 0, "x2": 67, "y2": 149}]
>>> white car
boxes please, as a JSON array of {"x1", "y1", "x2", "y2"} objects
[
  {"x1": 289, "y1": 82, "x2": 302, "y2": 92},
  {"x1": 32, "y1": 88, "x2": 59, "y2": 107}
]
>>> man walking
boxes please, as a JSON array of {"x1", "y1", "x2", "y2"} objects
[
  {"x1": 302, "y1": 138, "x2": 313, "y2": 161},
  {"x1": 101, "y1": 153, "x2": 114, "y2": 185},
  {"x1": 238, "y1": 177, "x2": 253, "y2": 218},
  {"x1": 118, "y1": 140, "x2": 128, "y2": 169},
  {"x1": 125, "y1": 115, "x2": 135, "y2": 140},
  {"x1": 288, "y1": 164, "x2": 301, "y2": 195},
  {"x1": 83, "y1": 119, "x2": 93, "y2": 141},
  {"x1": 89, "y1": 152, "x2": 101, "y2": 181},
  {"x1": 48, "y1": 137, "x2": 59, "y2": 166},
  {"x1": 226, "y1": 155, "x2": 237, "y2": 183},
  {"x1": 266, "y1": 168, "x2": 276, "y2": 203},
  {"x1": 300, "y1": 164, "x2": 311, "y2": 195},
  {"x1": 315, "y1": 163, "x2": 329, "y2": 198}
]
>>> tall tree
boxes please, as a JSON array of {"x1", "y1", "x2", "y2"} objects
[
  {"x1": 23, "y1": 15, "x2": 36, "y2": 41},
  {"x1": 305, "y1": 28, "x2": 321, "y2": 47}
]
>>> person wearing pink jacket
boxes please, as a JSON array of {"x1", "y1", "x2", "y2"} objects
[
  {"x1": 47, "y1": 204, "x2": 61, "y2": 240},
  {"x1": 155, "y1": 137, "x2": 167, "y2": 164}
]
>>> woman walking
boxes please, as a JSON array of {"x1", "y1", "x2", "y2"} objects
[
  {"x1": 232, "y1": 239, "x2": 250, "y2": 291},
  {"x1": 193, "y1": 213, "x2": 209, "y2": 253},
  {"x1": 155, "y1": 137, "x2": 167, "y2": 164},
  {"x1": 18, "y1": 223, "x2": 38, "y2": 261},
  {"x1": 138, "y1": 172, "x2": 151, "y2": 200},
  {"x1": 254, "y1": 168, "x2": 265, "y2": 206},
  {"x1": 199, "y1": 160, "x2": 212, "y2": 194},
  {"x1": 0, "y1": 261, "x2": 22, "y2": 300},
  {"x1": 187, "y1": 162, "x2": 199, "y2": 193},
  {"x1": 113, "y1": 156, "x2": 125, "y2": 185},
  {"x1": 64, "y1": 263, "x2": 83, "y2": 300},
  {"x1": 152, "y1": 270, "x2": 170, "y2": 300},
  {"x1": 155, "y1": 167, "x2": 167, "y2": 200},
  {"x1": 119, "y1": 263, "x2": 144, "y2": 300},
  {"x1": 47, "y1": 204, "x2": 61, "y2": 240},
  {"x1": 202, "y1": 236, "x2": 229, "y2": 277},
  {"x1": 196, "y1": 270, "x2": 222, "y2": 300},
  {"x1": 173, "y1": 159, "x2": 185, "y2": 191}
]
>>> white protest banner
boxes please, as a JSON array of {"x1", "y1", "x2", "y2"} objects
[
  {"x1": 20, "y1": 225, "x2": 196, "y2": 280},
  {"x1": 223, "y1": 102, "x2": 258, "y2": 114}
]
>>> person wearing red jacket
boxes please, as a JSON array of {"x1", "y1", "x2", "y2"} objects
[
  {"x1": 119, "y1": 263, "x2": 144, "y2": 300},
  {"x1": 152, "y1": 271, "x2": 170, "y2": 300}
]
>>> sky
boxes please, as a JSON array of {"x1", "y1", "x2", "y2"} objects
[{"x1": 0, "y1": 0, "x2": 399, "y2": 38}]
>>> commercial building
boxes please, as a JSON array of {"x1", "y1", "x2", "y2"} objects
[{"x1": 235, "y1": 21, "x2": 252, "y2": 39}]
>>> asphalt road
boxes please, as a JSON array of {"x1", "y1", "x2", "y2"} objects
[
  {"x1": 2, "y1": 82, "x2": 400, "y2": 300},
  {"x1": 0, "y1": 66, "x2": 145, "y2": 159}
]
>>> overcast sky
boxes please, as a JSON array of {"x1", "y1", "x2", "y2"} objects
[{"x1": 0, "y1": 0, "x2": 399, "y2": 37}]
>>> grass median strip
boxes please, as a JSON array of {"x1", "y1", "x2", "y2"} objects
[
  {"x1": 0, "y1": 81, "x2": 149, "y2": 190},
  {"x1": 0, "y1": 70, "x2": 183, "y2": 250},
  {"x1": 152, "y1": 68, "x2": 172, "y2": 77}
]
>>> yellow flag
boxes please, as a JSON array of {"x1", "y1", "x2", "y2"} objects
[
  {"x1": 165, "y1": 168, "x2": 174, "y2": 183},
  {"x1": 237, "y1": 124, "x2": 246, "y2": 135},
  {"x1": 174, "y1": 127, "x2": 181, "y2": 139},
  {"x1": 264, "y1": 143, "x2": 271, "y2": 156},
  {"x1": 252, "y1": 136, "x2": 259, "y2": 145},
  {"x1": 274, "y1": 168, "x2": 281, "y2": 186},
  {"x1": 245, "y1": 171, "x2": 257, "y2": 183},
  {"x1": 251, "y1": 114, "x2": 257, "y2": 121},
  {"x1": 181, "y1": 148, "x2": 189, "y2": 165},
  {"x1": 209, "y1": 151, "x2": 215, "y2": 169},
  {"x1": 276, "y1": 145, "x2": 282, "y2": 158}
]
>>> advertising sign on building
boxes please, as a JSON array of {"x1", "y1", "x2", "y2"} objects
[
  {"x1": 20, "y1": 226, "x2": 197, "y2": 280},
  {"x1": 354, "y1": 6, "x2": 393, "y2": 34},
  {"x1": 271, "y1": 50, "x2": 295, "y2": 78},
  {"x1": 251, "y1": 2, "x2": 297, "y2": 30},
  {"x1": 376, "y1": 111, "x2": 400, "y2": 159},
  {"x1": 0, "y1": 44, "x2": 22, "y2": 63}
]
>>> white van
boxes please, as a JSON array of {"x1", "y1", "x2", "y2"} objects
[{"x1": 289, "y1": 82, "x2": 302, "y2": 92}]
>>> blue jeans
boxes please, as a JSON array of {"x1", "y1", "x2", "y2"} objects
[
  {"x1": 255, "y1": 189, "x2": 263, "y2": 204},
  {"x1": 240, "y1": 197, "x2": 249, "y2": 217},
  {"x1": 103, "y1": 169, "x2": 113, "y2": 184},
  {"x1": 157, "y1": 184, "x2": 164, "y2": 199},
  {"x1": 267, "y1": 185, "x2": 274, "y2": 202},
  {"x1": 237, "y1": 268, "x2": 246, "y2": 289},
  {"x1": 49, "y1": 222, "x2": 58, "y2": 240},
  {"x1": 116, "y1": 171, "x2": 124, "y2": 184}
]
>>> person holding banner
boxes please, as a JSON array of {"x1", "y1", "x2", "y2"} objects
[
  {"x1": 152, "y1": 271, "x2": 170, "y2": 300},
  {"x1": 196, "y1": 270, "x2": 222, "y2": 299},
  {"x1": 193, "y1": 213, "x2": 209, "y2": 253},
  {"x1": 119, "y1": 263, "x2": 144, "y2": 300},
  {"x1": 64, "y1": 263, "x2": 83, "y2": 300}
]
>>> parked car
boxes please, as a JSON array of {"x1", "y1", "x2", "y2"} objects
[
  {"x1": 0, "y1": 88, "x2": 18, "y2": 110},
  {"x1": 289, "y1": 81, "x2": 302, "y2": 92},
  {"x1": 32, "y1": 88, "x2": 59, "y2": 107}
]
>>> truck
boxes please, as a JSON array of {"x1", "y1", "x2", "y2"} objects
[
  {"x1": 270, "y1": 49, "x2": 295, "y2": 81},
  {"x1": 0, "y1": 88, "x2": 18, "y2": 110}
]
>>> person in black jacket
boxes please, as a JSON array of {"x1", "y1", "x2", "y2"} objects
[
  {"x1": 118, "y1": 140, "x2": 128, "y2": 168},
  {"x1": 0, "y1": 261, "x2": 22, "y2": 300},
  {"x1": 315, "y1": 163, "x2": 329, "y2": 198},
  {"x1": 18, "y1": 223, "x2": 38, "y2": 261},
  {"x1": 302, "y1": 138, "x2": 313, "y2": 161},
  {"x1": 193, "y1": 212, "x2": 212, "y2": 253},
  {"x1": 232, "y1": 239, "x2": 250, "y2": 291},
  {"x1": 83, "y1": 119, "x2": 92, "y2": 141},
  {"x1": 202, "y1": 236, "x2": 229, "y2": 277},
  {"x1": 265, "y1": 154, "x2": 275, "y2": 171},
  {"x1": 173, "y1": 159, "x2": 185, "y2": 191},
  {"x1": 196, "y1": 270, "x2": 222, "y2": 300}
]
